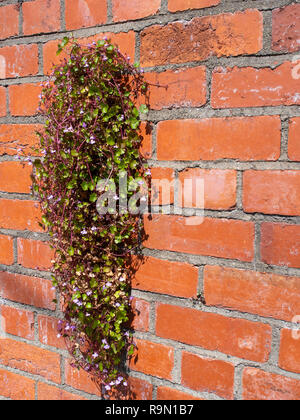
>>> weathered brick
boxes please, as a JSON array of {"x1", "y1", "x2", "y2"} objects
[
  {"x1": 131, "y1": 298, "x2": 150, "y2": 332},
  {"x1": 243, "y1": 171, "x2": 300, "y2": 216},
  {"x1": 65, "y1": 0, "x2": 107, "y2": 30},
  {"x1": 288, "y1": 117, "x2": 300, "y2": 161},
  {"x1": 204, "y1": 266, "x2": 300, "y2": 322},
  {"x1": 9, "y1": 83, "x2": 42, "y2": 116},
  {"x1": 0, "y1": 124, "x2": 42, "y2": 156},
  {"x1": 156, "y1": 303, "x2": 272, "y2": 362},
  {"x1": 157, "y1": 386, "x2": 202, "y2": 400},
  {"x1": 142, "y1": 67, "x2": 206, "y2": 110},
  {"x1": 261, "y1": 223, "x2": 300, "y2": 269},
  {"x1": 127, "y1": 377, "x2": 153, "y2": 400},
  {"x1": 179, "y1": 169, "x2": 236, "y2": 210},
  {"x1": 0, "y1": 369, "x2": 35, "y2": 400},
  {"x1": 182, "y1": 351, "x2": 235, "y2": 400},
  {"x1": 279, "y1": 329, "x2": 300, "y2": 375},
  {"x1": 0, "y1": 161, "x2": 32, "y2": 193},
  {"x1": 1, "y1": 305, "x2": 34, "y2": 340},
  {"x1": 0, "y1": 87, "x2": 6, "y2": 116},
  {"x1": 129, "y1": 339, "x2": 174, "y2": 380},
  {"x1": 43, "y1": 32, "x2": 135, "y2": 75},
  {"x1": 132, "y1": 255, "x2": 198, "y2": 298},
  {"x1": 17, "y1": 238, "x2": 54, "y2": 271},
  {"x1": 23, "y1": 0, "x2": 60, "y2": 35},
  {"x1": 139, "y1": 122, "x2": 152, "y2": 159},
  {"x1": 0, "y1": 5, "x2": 19, "y2": 40},
  {"x1": 243, "y1": 368, "x2": 300, "y2": 400},
  {"x1": 168, "y1": 0, "x2": 220, "y2": 12},
  {"x1": 112, "y1": 0, "x2": 160, "y2": 22},
  {"x1": 151, "y1": 167, "x2": 175, "y2": 205},
  {"x1": 140, "y1": 10, "x2": 263, "y2": 66},
  {"x1": 0, "y1": 235, "x2": 14, "y2": 265},
  {"x1": 0, "y1": 199, "x2": 42, "y2": 232},
  {"x1": 157, "y1": 116, "x2": 281, "y2": 161},
  {"x1": 0, "y1": 44, "x2": 38, "y2": 79},
  {"x1": 0, "y1": 271, "x2": 55, "y2": 310},
  {"x1": 0, "y1": 338, "x2": 61, "y2": 383},
  {"x1": 38, "y1": 315, "x2": 67, "y2": 350},
  {"x1": 38, "y1": 383, "x2": 86, "y2": 400},
  {"x1": 64, "y1": 359, "x2": 102, "y2": 396},
  {"x1": 272, "y1": 4, "x2": 300, "y2": 52},
  {"x1": 144, "y1": 214, "x2": 255, "y2": 262},
  {"x1": 212, "y1": 63, "x2": 300, "y2": 108}
]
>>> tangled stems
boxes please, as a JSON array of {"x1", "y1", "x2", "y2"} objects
[{"x1": 32, "y1": 37, "x2": 150, "y2": 393}]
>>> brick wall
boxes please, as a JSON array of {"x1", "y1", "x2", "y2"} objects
[{"x1": 0, "y1": 0, "x2": 300, "y2": 401}]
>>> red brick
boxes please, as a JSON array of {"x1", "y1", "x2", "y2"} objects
[
  {"x1": 0, "y1": 124, "x2": 42, "y2": 156},
  {"x1": 157, "y1": 386, "x2": 202, "y2": 400},
  {"x1": 0, "y1": 5, "x2": 19, "y2": 39},
  {"x1": 288, "y1": 117, "x2": 300, "y2": 161},
  {"x1": 169, "y1": 0, "x2": 220, "y2": 12},
  {"x1": 179, "y1": 169, "x2": 236, "y2": 210},
  {"x1": 243, "y1": 171, "x2": 300, "y2": 216},
  {"x1": 0, "y1": 161, "x2": 32, "y2": 193},
  {"x1": 157, "y1": 116, "x2": 281, "y2": 161},
  {"x1": 18, "y1": 238, "x2": 54, "y2": 271},
  {"x1": 65, "y1": 0, "x2": 107, "y2": 30},
  {"x1": 128, "y1": 377, "x2": 153, "y2": 400},
  {"x1": 112, "y1": 0, "x2": 160, "y2": 22},
  {"x1": 0, "y1": 44, "x2": 38, "y2": 79},
  {"x1": 261, "y1": 223, "x2": 300, "y2": 269},
  {"x1": 204, "y1": 266, "x2": 300, "y2": 322},
  {"x1": 9, "y1": 83, "x2": 42, "y2": 116},
  {"x1": 64, "y1": 360, "x2": 102, "y2": 396},
  {"x1": 131, "y1": 298, "x2": 150, "y2": 332},
  {"x1": 139, "y1": 122, "x2": 152, "y2": 159},
  {"x1": 43, "y1": 32, "x2": 135, "y2": 75},
  {"x1": 0, "y1": 369, "x2": 35, "y2": 400},
  {"x1": 144, "y1": 214, "x2": 255, "y2": 262},
  {"x1": 0, "y1": 338, "x2": 61, "y2": 383},
  {"x1": 156, "y1": 303, "x2": 272, "y2": 362},
  {"x1": 182, "y1": 352, "x2": 234, "y2": 400},
  {"x1": 272, "y1": 4, "x2": 300, "y2": 52},
  {"x1": 140, "y1": 10, "x2": 263, "y2": 67},
  {"x1": 143, "y1": 67, "x2": 206, "y2": 110},
  {"x1": 38, "y1": 315, "x2": 66, "y2": 350},
  {"x1": 23, "y1": 0, "x2": 60, "y2": 35},
  {"x1": 0, "y1": 271, "x2": 55, "y2": 310},
  {"x1": 279, "y1": 329, "x2": 300, "y2": 375},
  {"x1": 151, "y1": 167, "x2": 175, "y2": 205},
  {"x1": 0, "y1": 199, "x2": 42, "y2": 232},
  {"x1": 129, "y1": 339, "x2": 174, "y2": 380},
  {"x1": 0, "y1": 234, "x2": 14, "y2": 265},
  {"x1": 243, "y1": 368, "x2": 300, "y2": 400},
  {"x1": 212, "y1": 63, "x2": 300, "y2": 108},
  {"x1": 38, "y1": 383, "x2": 86, "y2": 400},
  {"x1": 1, "y1": 305, "x2": 34, "y2": 340},
  {"x1": 0, "y1": 87, "x2": 6, "y2": 116},
  {"x1": 132, "y1": 256, "x2": 198, "y2": 298}
]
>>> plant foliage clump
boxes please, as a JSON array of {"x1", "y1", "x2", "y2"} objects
[{"x1": 32, "y1": 37, "x2": 150, "y2": 392}]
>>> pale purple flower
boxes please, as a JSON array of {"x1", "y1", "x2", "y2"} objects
[
  {"x1": 92, "y1": 352, "x2": 99, "y2": 358},
  {"x1": 81, "y1": 229, "x2": 88, "y2": 235}
]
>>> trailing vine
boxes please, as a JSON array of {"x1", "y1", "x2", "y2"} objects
[{"x1": 31, "y1": 37, "x2": 150, "y2": 394}]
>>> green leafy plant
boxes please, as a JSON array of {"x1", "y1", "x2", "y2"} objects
[{"x1": 31, "y1": 37, "x2": 150, "y2": 394}]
